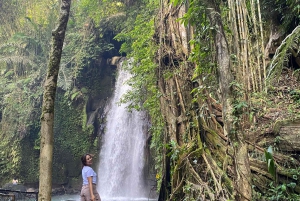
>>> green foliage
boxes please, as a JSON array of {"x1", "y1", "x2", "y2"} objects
[
  {"x1": 259, "y1": 146, "x2": 300, "y2": 200},
  {"x1": 0, "y1": 139, "x2": 21, "y2": 184},
  {"x1": 51, "y1": 92, "x2": 96, "y2": 183},
  {"x1": 254, "y1": 181, "x2": 300, "y2": 201},
  {"x1": 0, "y1": 0, "x2": 26, "y2": 41},
  {"x1": 149, "y1": 108, "x2": 165, "y2": 190},
  {"x1": 114, "y1": 1, "x2": 165, "y2": 191},
  {"x1": 233, "y1": 99, "x2": 248, "y2": 113},
  {"x1": 77, "y1": 0, "x2": 102, "y2": 23},
  {"x1": 167, "y1": 140, "x2": 180, "y2": 162},
  {"x1": 114, "y1": 3, "x2": 159, "y2": 110},
  {"x1": 267, "y1": 26, "x2": 300, "y2": 82},
  {"x1": 229, "y1": 81, "x2": 249, "y2": 121},
  {"x1": 265, "y1": 146, "x2": 276, "y2": 181},
  {"x1": 290, "y1": 89, "x2": 300, "y2": 106},
  {"x1": 19, "y1": 125, "x2": 40, "y2": 183},
  {"x1": 179, "y1": 0, "x2": 218, "y2": 98},
  {"x1": 0, "y1": 11, "x2": 51, "y2": 180},
  {"x1": 275, "y1": 0, "x2": 300, "y2": 31},
  {"x1": 169, "y1": 0, "x2": 183, "y2": 6},
  {"x1": 76, "y1": 0, "x2": 125, "y2": 25},
  {"x1": 0, "y1": 0, "x2": 107, "y2": 184},
  {"x1": 183, "y1": 182, "x2": 196, "y2": 201}
]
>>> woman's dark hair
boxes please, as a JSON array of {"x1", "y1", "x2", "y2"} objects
[{"x1": 81, "y1": 153, "x2": 91, "y2": 167}]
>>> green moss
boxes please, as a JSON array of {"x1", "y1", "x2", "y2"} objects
[
  {"x1": 82, "y1": 99, "x2": 88, "y2": 130},
  {"x1": 52, "y1": 92, "x2": 95, "y2": 184}
]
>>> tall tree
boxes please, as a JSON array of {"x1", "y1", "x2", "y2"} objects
[
  {"x1": 38, "y1": 0, "x2": 71, "y2": 200},
  {"x1": 202, "y1": 1, "x2": 252, "y2": 200}
]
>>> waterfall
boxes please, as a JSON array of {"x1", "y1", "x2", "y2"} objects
[{"x1": 97, "y1": 61, "x2": 154, "y2": 201}]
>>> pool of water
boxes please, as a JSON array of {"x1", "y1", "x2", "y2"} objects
[
  {"x1": 52, "y1": 194, "x2": 79, "y2": 201},
  {"x1": 52, "y1": 194, "x2": 157, "y2": 201}
]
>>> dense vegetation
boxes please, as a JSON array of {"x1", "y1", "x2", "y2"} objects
[
  {"x1": 0, "y1": 0, "x2": 299, "y2": 200},
  {"x1": 0, "y1": 0, "x2": 124, "y2": 186}
]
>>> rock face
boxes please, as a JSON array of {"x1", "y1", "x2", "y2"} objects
[
  {"x1": 275, "y1": 120, "x2": 300, "y2": 152},
  {"x1": 2, "y1": 183, "x2": 27, "y2": 192},
  {"x1": 1, "y1": 183, "x2": 29, "y2": 199},
  {"x1": 278, "y1": 125, "x2": 300, "y2": 151},
  {"x1": 107, "y1": 56, "x2": 122, "y2": 66},
  {"x1": 15, "y1": 55, "x2": 118, "y2": 188}
]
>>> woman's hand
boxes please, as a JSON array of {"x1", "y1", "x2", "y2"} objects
[{"x1": 87, "y1": 176, "x2": 95, "y2": 201}]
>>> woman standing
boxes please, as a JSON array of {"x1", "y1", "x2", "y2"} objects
[{"x1": 80, "y1": 153, "x2": 101, "y2": 201}]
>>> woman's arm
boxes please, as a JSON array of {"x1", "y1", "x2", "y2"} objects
[{"x1": 88, "y1": 176, "x2": 95, "y2": 201}]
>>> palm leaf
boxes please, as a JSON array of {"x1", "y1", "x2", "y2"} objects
[{"x1": 267, "y1": 25, "x2": 300, "y2": 81}]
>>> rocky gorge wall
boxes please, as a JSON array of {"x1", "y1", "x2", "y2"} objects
[{"x1": 13, "y1": 57, "x2": 117, "y2": 191}]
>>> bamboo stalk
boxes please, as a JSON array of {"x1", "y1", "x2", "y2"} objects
[
  {"x1": 236, "y1": 0, "x2": 245, "y2": 85},
  {"x1": 229, "y1": 0, "x2": 240, "y2": 77},
  {"x1": 242, "y1": 0, "x2": 251, "y2": 90},
  {"x1": 257, "y1": 0, "x2": 266, "y2": 92},
  {"x1": 250, "y1": 0, "x2": 261, "y2": 92},
  {"x1": 240, "y1": 0, "x2": 251, "y2": 92}
]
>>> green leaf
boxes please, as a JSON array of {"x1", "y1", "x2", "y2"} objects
[
  {"x1": 265, "y1": 146, "x2": 276, "y2": 180},
  {"x1": 267, "y1": 146, "x2": 273, "y2": 155},
  {"x1": 71, "y1": 91, "x2": 80, "y2": 101},
  {"x1": 281, "y1": 184, "x2": 286, "y2": 191},
  {"x1": 170, "y1": 0, "x2": 180, "y2": 6}
]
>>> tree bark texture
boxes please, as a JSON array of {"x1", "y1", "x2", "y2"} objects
[
  {"x1": 155, "y1": 1, "x2": 300, "y2": 200},
  {"x1": 156, "y1": 1, "x2": 253, "y2": 200},
  {"x1": 38, "y1": 1, "x2": 71, "y2": 201},
  {"x1": 199, "y1": 1, "x2": 252, "y2": 200},
  {"x1": 156, "y1": 1, "x2": 235, "y2": 200}
]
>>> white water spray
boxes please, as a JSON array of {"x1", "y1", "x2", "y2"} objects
[{"x1": 97, "y1": 62, "x2": 153, "y2": 201}]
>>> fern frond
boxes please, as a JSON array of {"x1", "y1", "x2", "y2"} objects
[
  {"x1": 267, "y1": 25, "x2": 300, "y2": 81},
  {"x1": 58, "y1": 63, "x2": 73, "y2": 90}
]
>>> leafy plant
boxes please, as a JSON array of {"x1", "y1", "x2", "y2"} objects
[
  {"x1": 265, "y1": 146, "x2": 276, "y2": 181},
  {"x1": 169, "y1": 0, "x2": 183, "y2": 6},
  {"x1": 264, "y1": 182, "x2": 300, "y2": 201},
  {"x1": 290, "y1": 89, "x2": 300, "y2": 105},
  {"x1": 267, "y1": 26, "x2": 300, "y2": 82}
]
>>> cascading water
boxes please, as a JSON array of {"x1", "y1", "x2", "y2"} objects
[{"x1": 97, "y1": 61, "x2": 156, "y2": 201}]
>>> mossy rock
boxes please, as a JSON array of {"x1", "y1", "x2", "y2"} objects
[
  {"x1": 1, "y1": 183, "x2": 28, "y2": 199},
  {"x1": 273, "y1": 118, "x2": 300, "y2": 134},
  {"x1": 2, "y1": 183, "x2": 27, "y2": 191}
]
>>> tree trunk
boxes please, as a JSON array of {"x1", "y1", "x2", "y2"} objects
[
  {"x1": 38, "y1": 1, "x2": 71, "y2": 201},
  {"x1": 202, "y1": 1, "x2": 252, "y2": 200},
  {"x1": 152, "y1": 0, "x2": 300, "y2": 200}
]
